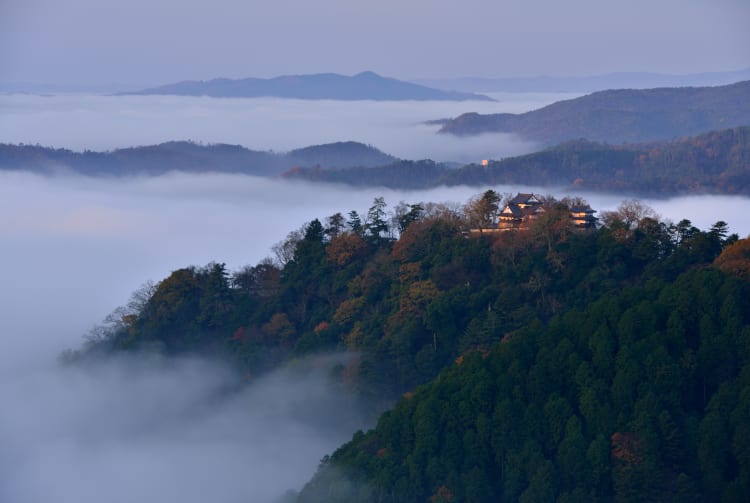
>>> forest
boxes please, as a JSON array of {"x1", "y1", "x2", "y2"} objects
[
  {"x1": 284, "y1": 126, "x2": 750, "y2": 196},
  {"x1": 70, "y1": 191, "x2": 750, "y2": 502},
  {"x1": 4, "y1": 126, "x2": 750, "y2": 197}
]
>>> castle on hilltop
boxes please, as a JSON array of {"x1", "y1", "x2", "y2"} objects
[{"x1": 470, "y1": 193, "x2": 598, "y2": 235}]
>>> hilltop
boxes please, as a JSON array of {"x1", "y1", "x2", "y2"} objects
[
  {"x1": 66, "y1": 190, "x2": 750, "y2": 502},
  {"x1": 438, "y1": 80, "x2": 750, "y2": 145},
  {"x1": 121, "y1": 71, "x2": 494, "y2": 101}
]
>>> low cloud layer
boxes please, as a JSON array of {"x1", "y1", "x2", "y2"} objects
[
  {"x1": 0, "y1": 353, "x2": 365, "y2": 503},
  {"x1": 2, "y1": 170, "x2": 750, "y2": 503},
  {"x1": 2, "y1": 171, "x2": 750, "y2": 358},
  {"x1": 0, "y1": 93, "x2": 573, "y2": 162}
]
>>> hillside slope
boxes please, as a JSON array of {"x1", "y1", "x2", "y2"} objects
[
  {"x1": 438, "y1": 80, "x2": 750, "y2": 145},
  {"x1": 299, "y1": 262, "x2": 750, "y2": 502}
]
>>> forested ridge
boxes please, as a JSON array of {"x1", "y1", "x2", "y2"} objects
[
  {"x1": 5, "y1": 126, "x2": 749, "y2": 196},
  {"x1": 437, "y1": 80, "x2": 750, "y2": 145},
  {"x1": 0, "y1": 140, "x2": 396, "y2": 177},
  {"x1": 283, "y1": 126, "x2": 750, "y2": 195},
  {"x1": 70, "y1": 192, "x2": 750, "y2": 502}
]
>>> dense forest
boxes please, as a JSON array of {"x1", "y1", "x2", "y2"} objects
[
  {"x1": 284, "y1": 126, "x2": 750, "y2": 195},
  {"x1": 437, "y1": 80, "x2": 750, "y2": 145},
  {"x1": 70, "y1": 191, "x2": 750, "y2": 502}
]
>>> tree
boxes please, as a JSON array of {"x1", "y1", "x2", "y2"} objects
[
  {"x1": 365, "y1": 197, "x2": 389, "y2": 241},
  {"x1": 304, "y1": 218, "x2": 325, "y2": 242},
  {"x1": 232, "y1": 258, "x2": 281, "y2": 297},
  {"x1": 600, "y1": 199, "x2": 658, "y2": 230},
  {"x1": 465, "y1": 190, "x2": 500, "y2": 231},
  {"x1": 325, "y1": 212, "x2": 346, "y2": 240},
  {"x1": 393, "y1": 202, "x2": 425, "y2": 234},
  {"x1": 714, "y1": 238, "x2": 750, "y2": 278},
  {"x1": 326, "y1": 232, "x2": 368, "y2": 266},
  {"x1": 347, "y1": 210, "x2": 363, "y2": 235},
  {"x1": 272, "y1": 226, "x2": 305, "y2": 266}
]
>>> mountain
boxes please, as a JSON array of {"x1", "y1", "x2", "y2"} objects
[
  {"x1": 282, "y1": 126, "x2": 750, "y2": 196},
  {"x1": 69, "y1": 188, "x2": 750, "y2": 502},
  {"x1": 286, "y1": 141, "x2": 398, "y2": 168},
  {"x1": 438, "y1": 80, "x2": 750, "y2": 144},
  {"x1": 0, "y1": 140, "x2": 397, "y2": 177},
  {"x1": 416, "y1": 68, "x2": 750, "y2": 93},
  {"x1": 6, "y1": 126, "x2": 749, "y2": 196},
  {"x1": 121, "y1": 71, "x2": 494, "y2": 101},
  {"x1": 299, "y1": 254, "x2": 750, "y2": 502}
]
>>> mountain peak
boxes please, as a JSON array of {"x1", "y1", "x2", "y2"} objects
[{"x1": 121, "y1": 72, "x2": 494, "y2": 101}]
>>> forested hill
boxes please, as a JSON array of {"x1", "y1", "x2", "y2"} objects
[
  {"x1": 121, "y1": 71, "x2": 494, "y2": 101},
  {"x1": 0, "y1": 140, "x2": 396, "y2": 177},
  {"x1": 437, "y1": 80, "x2": 750, "y2": 145},
  {"x1": 283, "y1": 126, "x2": 750, "y2": 195},
  {"x1": 68, "y1": 190, "x2": 750, "y2": 501}
]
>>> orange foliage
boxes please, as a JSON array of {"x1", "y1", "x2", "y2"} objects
[
  {"x1": 333, "y1": 297, "x2": 365, "y2": 326},
  {"x1": 611, "y1": 432, "x2": 644, "y2": 465},
  {"x1": 231, "y1": 326, "x2": 246, "y2": 341},
  {"x1": 714, "y1": 238, "x2": 750, "y2": 278},
  {"x1": 326, "y1": 233, "x2": 368, "y2": 266},
  {"x1": 313, "y1": 321, "x2": 330, "y2": 334}
]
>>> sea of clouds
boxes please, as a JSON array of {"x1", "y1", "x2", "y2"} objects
[
  {"x1": 2, "y1": 93, "x2": 750, "y2": 502},
  {"x1": 0, "y1": 92, "x2": 573, "y2": 162}
]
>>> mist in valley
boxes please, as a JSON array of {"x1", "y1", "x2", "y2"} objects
[
  {"x1": 0, "y1": 93, "x2": 571, "y2": 163},
  {"x1": 0, "y1": 351, "x2": 365, "y2": 503},
  {"x1": 2, "y1": 91, "x2": 750, "y2": 502}
]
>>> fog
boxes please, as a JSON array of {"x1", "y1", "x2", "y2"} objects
[
  {"x1": 0, "y1": 353, "x2": 364, "y2": 503},
  {"x1": 3, "y1": 91, "x2": 750, "y2": 502},
  {"x1": 0, "y1": 93, "x2": 578, "y2": 162},
  {"x1": 3, "y1": 172, "x2": 750, "y2": 501},
  {"x1": 3, "y1": 170, "x2": 749, "y2": 359}
]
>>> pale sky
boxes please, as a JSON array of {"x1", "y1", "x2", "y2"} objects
[{"x1": 0, "y1": 0, "x2": 748, "y2": 86}]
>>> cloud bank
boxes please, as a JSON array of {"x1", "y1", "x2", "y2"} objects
[
  {"x1": 3, "y1": 87, "x2": 750, "y2": 501},
  {"x1": 0, "y1": 353, "x2": 365, "y2": 503},
  {"x1": 0, "y1": 93, "x2": 573, "y2": 163}
]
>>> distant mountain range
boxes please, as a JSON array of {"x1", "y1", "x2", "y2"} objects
[
  {"x1": 0, "y1": 141, "x2": 397, "y2": 177},
  {"x1": 120, "y1": 71, "x2": 494, "y2": 101},
  {"x1": 417, "y1": 68, "x2": 750, "y2": 93},
  {"x1": 5, "y1": 126, "x2": 750, "y2": 196},
  {"x1": 283, "y1": 127, "x2": 750, "y2": 196},
  {"x1": 437, "y1": 80, "x2": 750, "y2": 145}
]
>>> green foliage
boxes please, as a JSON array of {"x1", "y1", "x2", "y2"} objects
[
  {"x1": 301, "y1": 264, "x2": 750, "y2": 501},
  {"x1": 77, "y1": 192, "x2": 750, "y2": 501}
]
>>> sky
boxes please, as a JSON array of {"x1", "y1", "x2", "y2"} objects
[{"x1": 1, "y1": 0, "x2": 748, "y2": 87}]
